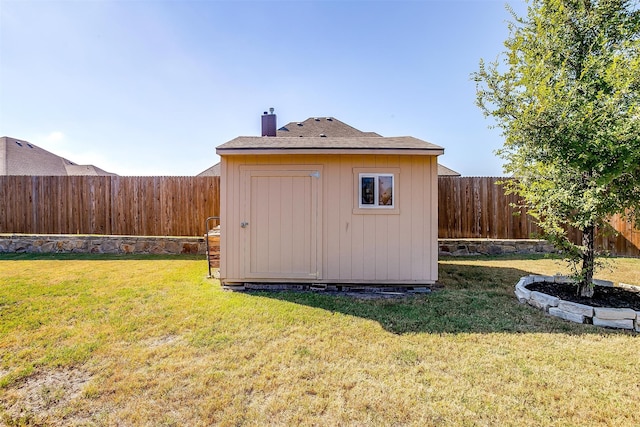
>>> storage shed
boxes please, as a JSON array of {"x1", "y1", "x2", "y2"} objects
[{"x1": 216, "y1": 134, "x2": 444, "y2": 286}]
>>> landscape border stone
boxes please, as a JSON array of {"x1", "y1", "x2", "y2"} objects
[{"x1": 515, "y1": 275, "x2": 639, "y2": 332}]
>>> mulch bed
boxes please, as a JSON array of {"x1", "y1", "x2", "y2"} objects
[{"x1": 527, "y1": 281, "x2": 640, "y2": 311}]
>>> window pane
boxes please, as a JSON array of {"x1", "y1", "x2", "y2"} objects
[
  {"x1": 361, "y1": 177, "x2": 375, "y2": 205},
  {"x1": 378, "y1": 176, "x2": 393, "y2": 206}
]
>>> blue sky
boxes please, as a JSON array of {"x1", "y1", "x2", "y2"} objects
[{"x1": 1, "y1": 0, "x2": 527, "y2": 176}]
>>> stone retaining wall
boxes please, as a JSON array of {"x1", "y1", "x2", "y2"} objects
[
  {"x1": 515, "y1": 275, "x2": 640, "y2": 332},
  {"x1": 1, "y1": 235, "x2": 558, "y2": 257},
  {"x1": 439, "y1": 239, "x2": 557, "y2": 256},
  {"x1": 0, "y1": 234, "x2": 206, "y2": 255}
]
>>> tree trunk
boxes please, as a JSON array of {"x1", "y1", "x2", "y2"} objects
[{"x1": 578, "y1": 224, "x2": 595, "y2": 298}]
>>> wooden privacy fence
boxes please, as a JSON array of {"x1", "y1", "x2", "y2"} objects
[
  {"x1": 438, "y1": 176, "x2": 540, "y2": 239},
  {"x1": 438, "y1": 176, "x2": 640, "y2": 256},
  {"x1": 0, "y1": 175, "x2": 638, "y2": 255},
  {"x1": 0, "y1": 176, "x2": 220, "y2": 237}
]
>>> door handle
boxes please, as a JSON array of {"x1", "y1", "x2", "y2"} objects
[{"x1": 241, "y1": 222, "x2": 249, "y2": 228}]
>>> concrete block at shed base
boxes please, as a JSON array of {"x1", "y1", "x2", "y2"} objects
[
  {"x1": 557, "y1": 300, "x2": 594, "y2": 317},
  {"x1": 529, "y1": 291, "x2": 560, "y2": 311},
  {"x1": 593, "y1": 307, "x2": 636, "y2": 320},
  {"x1": 593, "y1": 317, "x2": 634, "y2": 330},
  {"x1": 549, "y1": 307, "x2": 585, "y2": 324},
  {"x1": 635, "y1": 316, "x2": 640, "y2": 333}
]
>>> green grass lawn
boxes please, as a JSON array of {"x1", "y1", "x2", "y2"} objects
[{"x1": 0, "y1": 253, "x2": 638, "y2": 426}]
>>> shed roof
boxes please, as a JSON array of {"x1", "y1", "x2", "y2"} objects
[{"x1": 216, "y1": 136, "x2": 444, "y2": 156}]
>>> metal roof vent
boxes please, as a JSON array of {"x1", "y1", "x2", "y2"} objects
[
  {"x1": 297, "y1": 123, "x2": 303, "y2": 126},
  {"x1": 314, "y1": 118, "x2": 320, "y2": 121},
  {"x1": 15, "y1": 140, "x2": 22, "y2": 147},
  {"x1": 320, "y1": 133, "x2": 326, "y2": 137},
  {"x1": 326, "y1": 117, "x2": 333, "y2": 121}
]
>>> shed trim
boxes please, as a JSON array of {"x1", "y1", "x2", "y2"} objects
[{"x1": 217, "y1": 148, "x2": 444, "y2": 156}]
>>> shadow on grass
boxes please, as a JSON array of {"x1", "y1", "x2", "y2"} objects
[
  {"x1": 0, "y1": 253, "x2": 204, "y2": 261},
  {"x1": 246, "y1": 261, "x2": 630, "y2": 336}
]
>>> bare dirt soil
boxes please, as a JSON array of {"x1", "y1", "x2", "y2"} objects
[
  {"x1": 527, "y1": 281, "x2": 640, "y2": 311},
  {"x1": 1, "y1": 367, "x2": 91, "y2": 424}
]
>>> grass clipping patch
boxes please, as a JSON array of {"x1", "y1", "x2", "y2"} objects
[{"x1": 1, "y1": 367, "x2": 92, "y2": 424}]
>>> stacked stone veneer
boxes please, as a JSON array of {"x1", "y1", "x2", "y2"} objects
[
  {"x1": 0, "y1": 234, "x2": 207, "y2": 255},
  {"x1": 515, "y1": 275, "x2": 640, "y2": 332},
  {"x1": 0, "y1": 236, "x2": 554, "y2": 257},
  {"x1": 439, "y1": 239, "x2": 557, "y2": 256}
]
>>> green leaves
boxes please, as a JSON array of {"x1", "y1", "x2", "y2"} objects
[{"x1": 474, "y1": 0, "x2": 640, "y2": 291}]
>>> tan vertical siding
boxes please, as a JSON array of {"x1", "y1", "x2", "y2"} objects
[
  {"x1": 339, "y1": 156, "x2": 354, "y2": 279},
  {"x1": 324, "y1": 158, "x2": 340, "y2": 280},
  {"x1": 219, "y1": 153, "x2": 439, "y2": 284},
  {"x1": 219, "y1": 159, "x2": 228, "y2": 277},
  {"x1": 429, "y1": 156, "x2": 439, "y2": 279}
]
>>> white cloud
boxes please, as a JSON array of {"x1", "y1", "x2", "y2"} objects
[{"x1": 44, "y1": 131, "x2": 65, "y2": 143}]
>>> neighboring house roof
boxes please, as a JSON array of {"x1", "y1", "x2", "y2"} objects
[
  {"x1": 437, "y1": 164, "x2": 461, "y2": 177},
  {"x1": 64, "y1": 164, "x2": 114, "y2": 176},
  {"x1": 277, "y1": 117, "x2": 382, "y2": 137},
  {"x1": 196, "y1": 162, "x2": 221, "y2": 177},
  {"x1": 217, "y1": 136, "x2": 444, "y2": 155},
  {"x1": 0, "y1": 136, "x2": 116, "y2": 176}
]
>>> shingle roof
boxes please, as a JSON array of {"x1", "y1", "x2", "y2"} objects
[
  {"x1": 196, "y1": 162, "x2": 221, "y2": 176},
  {"x1": 277, "y1": 117, "x2": 382, "y2": 137},
  {"x1": 216, "y1": 136, "x2": 444, "y2": 153},
  {"x1": 0, "y1": 136, "x2": 116, "y2": 176},
  {"x1": 437, "y1": 164, "x2": 461, "y2": 177},
  {"x1": 203, "y1": 115, "x2": 460, "y2": 175},
  {"x1": 65, "y1": 164, "x2": 115, "y2": 176}
]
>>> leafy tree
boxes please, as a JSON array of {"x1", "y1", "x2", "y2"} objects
[{"x1": 474, "y1": 0, "x2": 640, "y2": 297}]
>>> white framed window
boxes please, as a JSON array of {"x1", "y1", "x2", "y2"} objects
[
  {"x1": 353, "y1": 167, "x2": 400, "y2": 215},
  {"x1": 358, "y1": 173, "x2": 394, "y2": 208}
]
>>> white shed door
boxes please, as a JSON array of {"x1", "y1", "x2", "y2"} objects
[{"x1": 242, "y1": 168, "x2": 321, "y2": 280}]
